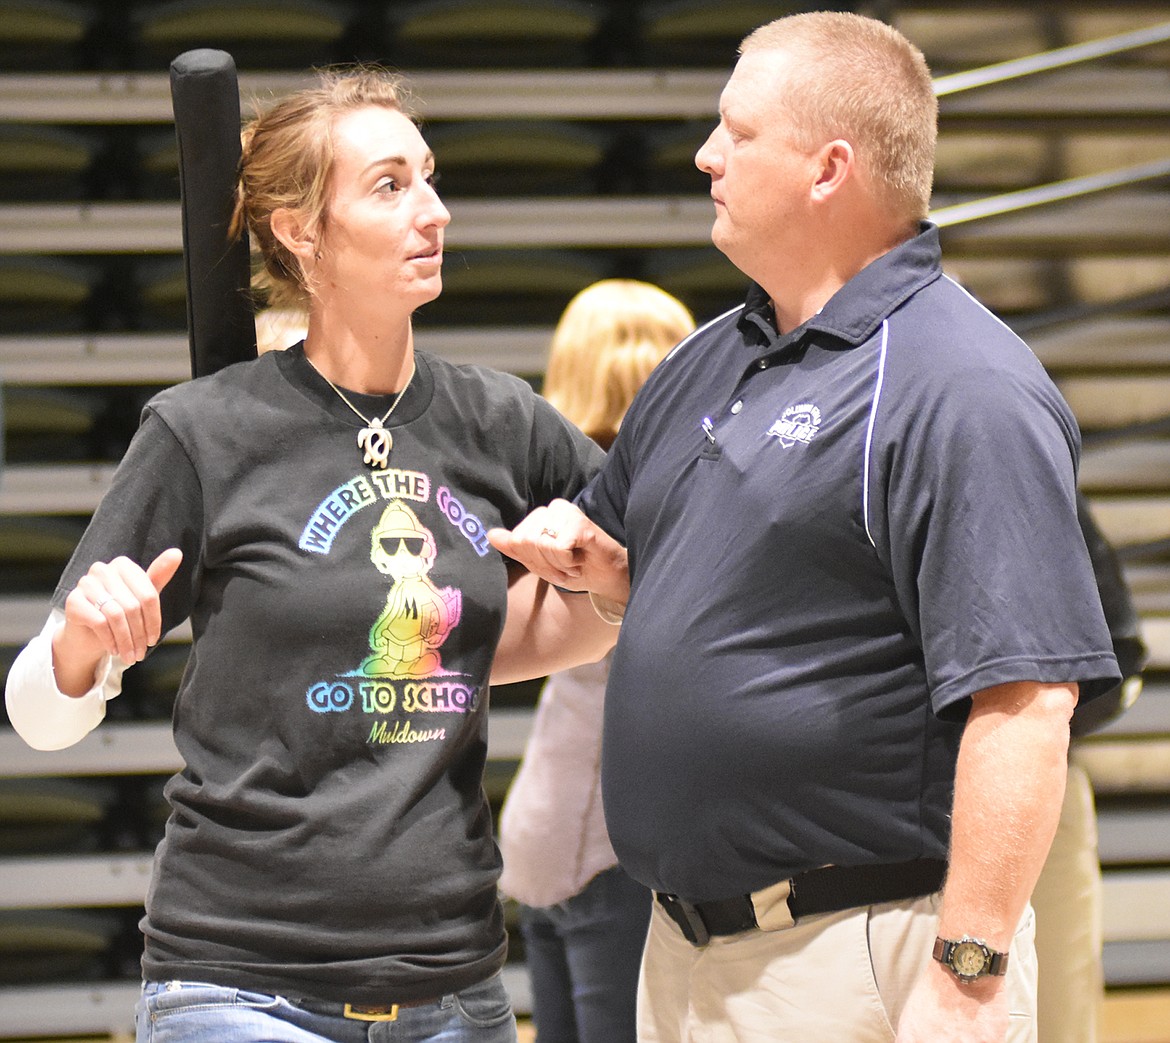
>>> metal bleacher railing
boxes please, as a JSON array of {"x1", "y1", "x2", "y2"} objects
[{"x1": 2, "y1": 18, "x2": 1170, "y2": 1038}]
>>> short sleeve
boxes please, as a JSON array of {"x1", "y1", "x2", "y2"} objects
[
  {"x1": 51, "y1": 407, "x2": 204, "y2": 637},
  {"x1": 574, "y1": 407, "x2": 634, "y2": 545},
  {"x1": 523, "y1": 395, "x2": 605, "y2": 516},
  {"x1": 873, "y1": 363, "x2": 1119, "y2": 718}
]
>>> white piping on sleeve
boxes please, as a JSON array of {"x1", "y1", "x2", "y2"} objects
[{"x1": 862, "y1": 320, "x2": 891, "y2": 549}]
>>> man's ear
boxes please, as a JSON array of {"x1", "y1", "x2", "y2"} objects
[
  {"x1": 810, "y1": 139, "x2": 854, "y2": 202},
  {"x1": 271, "y1": 207, "x2": 315, "y2": 260}
]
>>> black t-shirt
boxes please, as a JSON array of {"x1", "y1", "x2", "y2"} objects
[
  {"x1": 581, "y1": 225, "x2": 1120, "y2": 901},
  {"x1": 54, "y1": 343, "x2": 602, "y2": 1003}
]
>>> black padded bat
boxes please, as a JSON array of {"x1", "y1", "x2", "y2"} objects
[{"x1": 169, "y1": 48, "x2": 257, "y2": 379}]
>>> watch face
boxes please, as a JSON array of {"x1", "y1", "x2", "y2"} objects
[{"x1": 951, "y1": 940, "x2": 990, "y2": 979}]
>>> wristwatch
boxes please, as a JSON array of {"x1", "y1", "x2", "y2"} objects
[{"x1": 932, "y1": 936, "x2": 1009, "y2": 984}]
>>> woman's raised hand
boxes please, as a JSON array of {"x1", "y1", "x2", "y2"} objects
[{"x1": 55, "y1": 549, "x2": 184, "y2": 689}]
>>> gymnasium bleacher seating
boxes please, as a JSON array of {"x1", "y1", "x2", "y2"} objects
[{"x1": 1, "y1": 1, "x2": 1169, "y2": 1038}]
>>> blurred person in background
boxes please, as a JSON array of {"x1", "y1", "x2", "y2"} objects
[
  {"x1": 1031, "y1": 492, "x2": 1146, "y2": 1043},
  {"x1": 498, "y1": 279, "x2": 694, "y2": 1043}
]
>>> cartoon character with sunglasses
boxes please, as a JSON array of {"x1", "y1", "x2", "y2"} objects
[{"x1": 361, "y1": 500, "x2": 462, "y2": 679}]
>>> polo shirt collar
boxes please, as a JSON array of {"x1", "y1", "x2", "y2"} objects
[{"x1": 737, "y1": 221, "x2": 943, "y2": 352}]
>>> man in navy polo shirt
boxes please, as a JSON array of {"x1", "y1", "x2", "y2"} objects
[{"x1": 490, "y1": 11, "x2": 1119, "y2": 1042}]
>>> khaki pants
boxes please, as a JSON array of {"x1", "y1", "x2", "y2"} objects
[
  {"x1": 1032, "y1": 759, "x2": 1103, "y2": 1043},
  {"x1": 637, "y1": 891, "x2": 1038, "y2": 1042}
]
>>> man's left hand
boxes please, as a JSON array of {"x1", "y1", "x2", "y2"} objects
[{"x1": 896, "y1": 961, "x2": 1010, "y2": 1042}]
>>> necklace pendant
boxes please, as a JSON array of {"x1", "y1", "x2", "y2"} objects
[
  {"x1": 358, "y1": 420, "x2": 392, "y2": 469},
  {"x1": 307, "y1": 356, "x2": 414, "y2": 470}
]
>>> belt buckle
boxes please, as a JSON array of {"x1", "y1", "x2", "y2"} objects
[
  {"x1": 343, "y1": 1003, "x2": 399, "y2": 1022},
  {"x1": 658, "y1": 894, "x2": 711, "y2": 946}
]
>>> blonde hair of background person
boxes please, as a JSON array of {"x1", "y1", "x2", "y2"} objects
[
  {"x1": 497, "y1": 278, "x2": 692, "y2": 1043},
  {"x1": 542, "y1": 279, "x2": 695, "y2": 450}
]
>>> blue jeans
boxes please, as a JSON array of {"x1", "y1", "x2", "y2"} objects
[
  {"x1": 519, "y1": 865, "x2": 652, "y2": 1043},
  {"x1": 135, "y1": 972, "x2": 517, "y2": 1043}
]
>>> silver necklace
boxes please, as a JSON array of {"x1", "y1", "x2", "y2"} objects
[{"x1": 309, "y1": 357, "x2": 415, "y2": 469}]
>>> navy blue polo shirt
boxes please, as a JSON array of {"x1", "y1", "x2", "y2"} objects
[{"x1": 579, "y1": 224, "x2": 1120, "y2": 902}]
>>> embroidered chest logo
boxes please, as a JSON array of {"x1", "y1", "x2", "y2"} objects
[{"x1": 767, "y1": 403, "x2": 822, "y2": 447}]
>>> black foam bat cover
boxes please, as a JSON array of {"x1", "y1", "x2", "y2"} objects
[{"x1": 169, "y1": 49, "x2": 257, "y2": 379}]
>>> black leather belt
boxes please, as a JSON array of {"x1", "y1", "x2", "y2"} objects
[{"x1": 656, "y1": 858, "x2": 948, "y2": 946}]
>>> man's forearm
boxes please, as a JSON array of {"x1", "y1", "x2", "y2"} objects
[
  {"x1": 939, "y1": 679, "x2": 1078, "y2": 950},
  {"x1": 895, "y1": 680, "x2": 1078, "y2": 1041}
]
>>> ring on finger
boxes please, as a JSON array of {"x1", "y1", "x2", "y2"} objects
[
  {"x1": 93, "y1": 596, "x2": 112, "y2": 611},
  {"x1": 540, "y1": 527, "x2": 559, "y2": 539}
]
